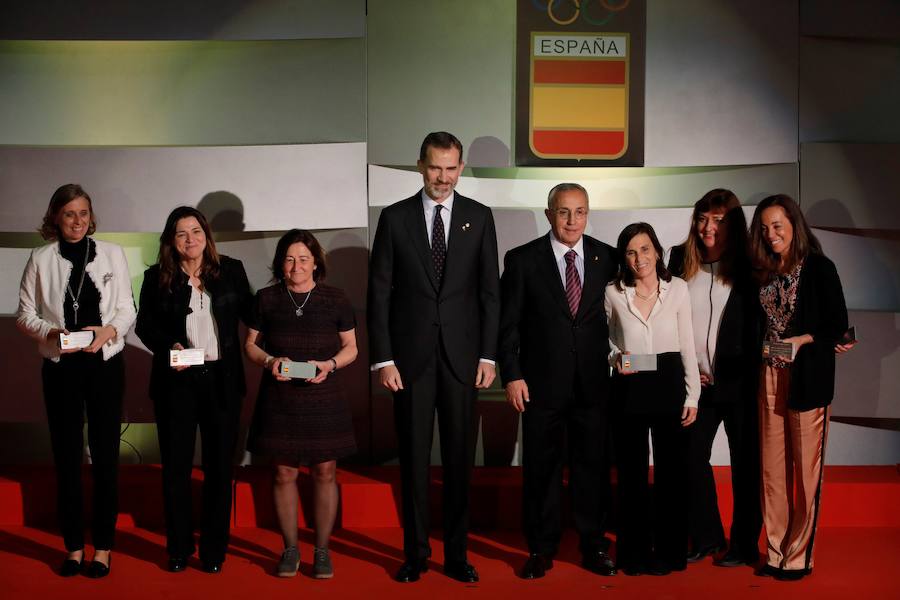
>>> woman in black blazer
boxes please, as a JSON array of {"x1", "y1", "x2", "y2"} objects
[
  {"x1": 136, "y1": 206, "x2": 252, "y2": 574},
  {"x1": 668, "y1": 189, "x2": 761, "y2": 568},
  {"x1": 749, "y1": 195, "x2": 848, "y2": 581}
]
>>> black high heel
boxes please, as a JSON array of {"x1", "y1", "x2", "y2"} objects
[{"x1": 84, "y1": 554, "x2": 111, "y2": 579}]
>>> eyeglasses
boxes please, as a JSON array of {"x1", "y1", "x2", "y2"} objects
[{"x1": 552, "y1": 208, "x2": 588, "y2": 220}]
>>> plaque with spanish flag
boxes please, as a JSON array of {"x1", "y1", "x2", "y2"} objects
[{"x1": 516, "y1": 0, "x2": 645, "y2": 166}]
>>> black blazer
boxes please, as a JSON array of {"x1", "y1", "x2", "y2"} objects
[
  {"x1": 498, "y1": 234, "x2": 618, "y2": 407},
  {"x1": 135, "y1": 255, "x2": 253, "y2": 400},
  {"x1": 367, "y1": 192, "x2": 501, "y2": 383},
  {"x1": 772, "y1": 252, "x2": 848, "y2": 411},
  {"x1": 668, "y1": 245, "x2": 759, "y2": 405}
]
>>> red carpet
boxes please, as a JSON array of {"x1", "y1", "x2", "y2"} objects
[{"x1": 1, "y1": 526, "x2": 898, "y2": 600}]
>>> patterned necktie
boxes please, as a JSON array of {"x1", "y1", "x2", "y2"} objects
[
  {"x1": 432, "y1": 204, "x2": 447, "y2": 281},
  {"x1": 565, "y1": 249, "x2": 581, "y2": 317}
]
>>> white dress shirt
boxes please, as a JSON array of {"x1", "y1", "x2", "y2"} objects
[
  {"x1": 422, "y1": 189, "x2": 453, "y2": 247},
  {"x1": 549, "y1": 234, "x2": 584, "y2": 287},
  {"x1": 185, "y1": 280, "x2": 221, "y2": 361},
  {"x1": 604, "y1": 277, "x2": 701, "y2": 408}
]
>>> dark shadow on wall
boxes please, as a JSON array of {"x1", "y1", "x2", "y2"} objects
[
  {"x1": 198, "y1": 191, "x2": 246, "y2": 232},
  {"x1": 468, "y1": 136, "x2": 511, "y2": 168}
]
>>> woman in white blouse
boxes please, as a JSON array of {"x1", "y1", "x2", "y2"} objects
[
  {"x1": 604, "y1": 222, "x2": 700, "y2": 576},
  {"x1": 17, "y1": 183, "x2": 136, "y2": 578},
  {"x1": 135, "y1": 207, "x2": 252, "y2": 574}
]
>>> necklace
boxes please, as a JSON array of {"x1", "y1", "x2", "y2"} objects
[
  {"x1": 66, "y1": 239, "x2": 91, "y2": 324},
  {"x1": 634, "y1": 285, "x2": 659, "y2": 301},
  {"x1": 286, "y1": 284, "x2": 314, "y2": 317}
]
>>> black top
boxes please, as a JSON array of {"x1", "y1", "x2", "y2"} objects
[
  {"x1": 668, "y1": 244, "x2": 760, "y2": 405},
  {"x1": 135, "y1": 255, "x2": 253, "y2": 400},
  {"x1": 762, "y1": 252, "x2": 848, "y2": 411},
  {"x1": 59, "y1": 237, "x2": 101, "y2": 330}
]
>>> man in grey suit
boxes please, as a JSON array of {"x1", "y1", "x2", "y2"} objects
[{"x1": 368, "y1": 131, "x2": 500, "y2": 583}]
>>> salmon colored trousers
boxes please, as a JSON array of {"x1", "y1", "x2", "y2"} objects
[{"x1": 759, "y1": 365, "x2": 829, "y2": 572}]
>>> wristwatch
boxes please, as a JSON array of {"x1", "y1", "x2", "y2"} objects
[
  {"x1": 329, "y1": 358, "x2": 337, "y2": 373},
  {"x1": 263, "y1": 355, "x2": 274, "y2": 369}
]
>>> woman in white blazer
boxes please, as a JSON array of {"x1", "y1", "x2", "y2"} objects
[{"x1": 16, "y1": 184, "x2": 135, "y2": 579}]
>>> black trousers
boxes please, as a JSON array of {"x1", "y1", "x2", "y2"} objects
[
  {"x1": 687, "y1": 387, "x2": 761, "y2": 557},
  {"x1": 522, "y1": 382, "x2": 610, "y2": 556},
  {"x1": 393, "y1": 348, "x2": 476, "y2": 563},
  {"x1": 614, "y1": 412, "x2": 689, "y2": 570},
  {"x1": 153, "y1": 363, "x2": 241, "y2": 562},
  {"x1": 42, "y1": 352, "x2": 124, "y2": 552}
]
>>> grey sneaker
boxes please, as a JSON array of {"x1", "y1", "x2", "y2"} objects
[
  {"x1": 276, "y1": 546, "x2": 299, "y2": 578},
  {"x1": 313, "y1": 546, "x2": 333, "y2": 579}
]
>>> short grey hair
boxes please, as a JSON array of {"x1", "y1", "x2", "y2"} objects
[{"x1": 547, "y1": 183, "x2": 589, "y2": 210}]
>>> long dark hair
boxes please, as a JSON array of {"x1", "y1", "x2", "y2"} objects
[
  {"x1": 614, "y1": 222, "x2": 672, "y2": 291},
  {"x1": 270, "y1": 229, "x2": 327, "y2": 283},
  {"x1": 749, "y1": 194, "x2": 821, "y2": 285},
  {"x1": 681, "y1": 188, "x2": 748, "y2": 285},
  {"x1": 39, "y1": 183, "x2": 97, "y2": 241},
  {"x1": 157, "y1": 206, "x2": 221, "y2": 291}
]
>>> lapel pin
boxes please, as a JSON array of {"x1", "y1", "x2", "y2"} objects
[
  {"x1": 593, "y1": 256, "x2": 598, "y2": 261},
  {"x1": 462, "y1": 223, "x2": 470, "y2": 231},
  {"x1": 103, "y1": 272, "x2": 114, "y2": 284}
]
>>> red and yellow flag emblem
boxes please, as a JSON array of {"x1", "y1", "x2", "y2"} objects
[{"x1": 529, "y1": 33, "x2": 629, "y2": 159}]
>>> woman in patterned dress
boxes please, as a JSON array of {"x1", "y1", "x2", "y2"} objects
[{"x1": 244, "y1": 229, "x2": 358, "y2": 579}]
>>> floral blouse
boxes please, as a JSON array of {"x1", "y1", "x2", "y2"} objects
[{"x1": 759, "y1": 260, "x2": 804, "y2": 367}]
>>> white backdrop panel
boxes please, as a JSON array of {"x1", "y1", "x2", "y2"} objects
[
  {"x1": 0, "y1": 144, "x2": 367, "y2": 232},
  {"x1": 368, "y1": 164, "x2": 798, "y2": 209}
]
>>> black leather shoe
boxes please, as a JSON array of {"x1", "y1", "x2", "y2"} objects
[
  {"x1": 84, "y1": 558, "x2": 110, "y2": 579},
  {"x1": 202, "y1": 560, "x2": 222, "y2": 574},
  {"x1": 444, "y1": 560, "x2": 479, "y2": 583},
  {"x1": 394, "y1": 560, "x2": 428, "y2": 583},
  {"x1": 168, "y1": 557, "x2": 188, "y2": 572},
  {"x1": 714, "y1": 547, "x2": 756, "y2": 567},
  {"x1": 582, "y1": 550, "x2": 617, "y2": 576},
  {"x1": 775, "y1": 568, "x2": 810, "y2": 581},
  {"x1": 520, "y1": 553, "x2": 553, "y2": 579},
  {"x1": 60, "y1": 558, "x2": 83, "y2": 577},
  {"x1": 686, "y1": 544, "x2": 722, "y2": 563}
]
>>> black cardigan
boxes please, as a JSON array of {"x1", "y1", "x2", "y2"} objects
[
  {"x1": 135, "y1": 255, "x2": 253, "y2": 401},
  {"x1": 668, "y1": 245, "x2": 759, "y2": 406},
  {"x1": 768, "y1": 252, "x2": 848, "y2": 411}
]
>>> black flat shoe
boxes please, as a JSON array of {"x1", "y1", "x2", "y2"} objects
[
  {"x1": 444, "y1": 560, "x2": 479, "y2": 583},
  {"x1": 520, "y1": 553, "x2": 553, "y2": 579},
  {"x1": 85, "y1": 558, "x2": 110, "y2": 579},
  {"x1": 756, "y1": 564, "x2": 782, "y2": 577},
  {"x1": 714, "y1": 547, "x2": 756, "y2": 567},
  {"x1": 394, "y1": 560, "x2": 428, "y2": 583},
  {"x1": 582, "y1": 550, "x2": 617, "y2": 576},
  {"x1": 202, "y1": 560, "x2": 222, "y2": 574},
  {"x1": 686, "y1": 544, "x2": 722, "y2": 563},
  {"x1": 168, "y1": 557, "x2": 188, "y2": 572},
  {"x1": 60, "y1": 558, "x2": 83, "y2": 577},
  {"x1": 775, "y1": 568, "x2": 811, "y2": 581}
]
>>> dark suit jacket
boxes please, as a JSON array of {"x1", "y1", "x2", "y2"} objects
[
  {"x1": 668, "y1": 245, "x2": 759, "y2": 406},
  {"x1": 135, "y1": 255, "x2": 253, "y2": 401},
  {"x1": 498, "y1": 234, "x2": 618, "y2": 407},
  {"x1": 775, "y1": 252, "x2": 848, "y2": 411},
  {"x1": 367, "y1": 191, "x2": 501, "y2": 384}
]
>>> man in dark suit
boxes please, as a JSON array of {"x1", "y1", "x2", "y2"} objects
[
  {"x1": 367, "y1": 132, "x2": 500, "y2": 583},
  {"x1": 498, "y1": 183, "x2": 618, "y2": 579}
]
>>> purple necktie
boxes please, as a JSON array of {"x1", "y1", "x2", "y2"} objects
[
  {"x1": 432, "y1": 204, "x2": 446, "y2": 281},
  {"x1": 565, "y1": 249, "x2": 581, "y2": 317}
]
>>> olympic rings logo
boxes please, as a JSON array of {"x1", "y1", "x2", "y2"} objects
[{"x1": 530, "y1": 0, "x2": 631, "y2": 27}]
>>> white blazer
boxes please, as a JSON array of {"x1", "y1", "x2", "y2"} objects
[{"x1": 17, "y1": 238, "x2": 136, "y2": 361}]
